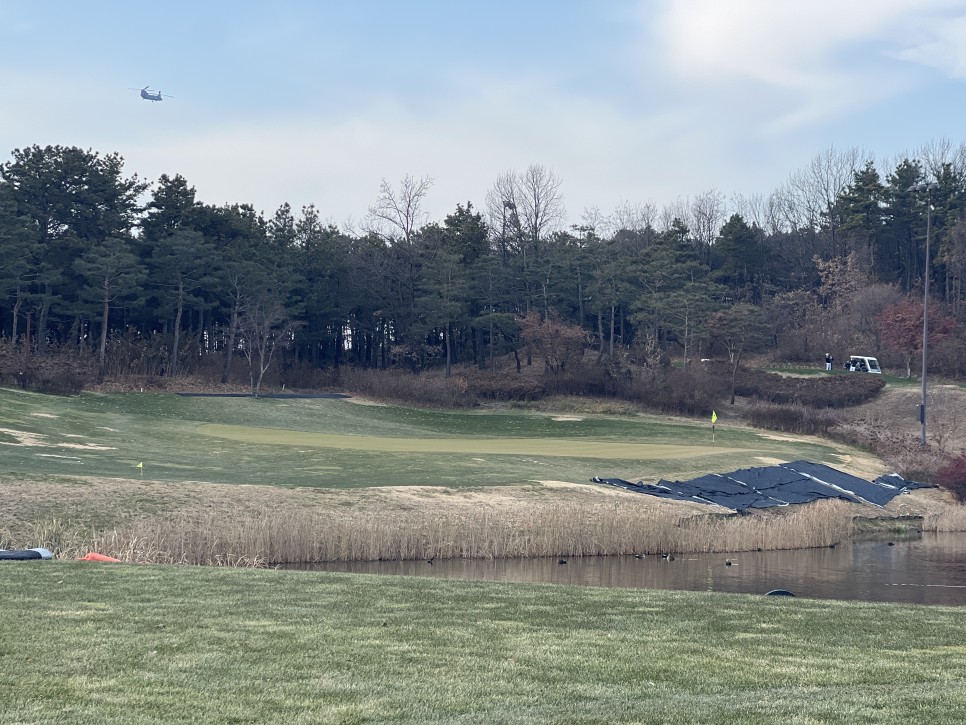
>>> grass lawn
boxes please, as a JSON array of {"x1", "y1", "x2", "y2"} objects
[
  {"x1": 1, "y1": 563, "x2": 964, "y2": 724},
  {"x1": 0, "y1": 387, "x2": 856, "y2": 489}
]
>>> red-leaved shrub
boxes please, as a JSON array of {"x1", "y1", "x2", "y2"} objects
[{"x1": 937, "y1": 454, "x2": 966, "y2": 503}]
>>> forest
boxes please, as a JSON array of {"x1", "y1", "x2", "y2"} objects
[{"x1": 1, "y1": 142, "x2": 965, "y2": 396}]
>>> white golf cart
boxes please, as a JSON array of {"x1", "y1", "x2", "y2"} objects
[{"x1": 843, "y1": 355, "x2": 881, "y2": 374}]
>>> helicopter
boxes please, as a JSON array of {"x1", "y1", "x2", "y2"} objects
[{"x1": 129, "y1": 86, "x2": 172, "y2": 102}]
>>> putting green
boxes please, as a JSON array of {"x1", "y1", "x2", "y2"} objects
[{"x1": 198, "y1": 423, "x2": 751, "y2": 460}]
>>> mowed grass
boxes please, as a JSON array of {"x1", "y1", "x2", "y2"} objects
[
  {"x1": 1, "y1": 563, "x2": 965, "y2": 724},
  {"x1": 0, "y1": 387, "x2": 846, "y2": 489}
]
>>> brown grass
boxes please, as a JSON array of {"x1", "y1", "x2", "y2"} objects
[
  {"x1": 844, "y1": 384, "x2": 966, "y2": 456},
  {"x1": 5, "y1": 475, "x2": 952, "y2": 566}
]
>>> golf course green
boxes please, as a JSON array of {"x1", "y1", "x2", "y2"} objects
[{"x1": 0, "y1": 387, "x2": 852, "y2": 488}]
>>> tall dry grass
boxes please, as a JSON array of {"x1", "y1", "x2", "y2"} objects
[
  {"x1": 3, "y1": 499, "x2": 860, "y2": 566},
  {"x1": 922, "y1": 505, "x2": 966, "y2": 532}
]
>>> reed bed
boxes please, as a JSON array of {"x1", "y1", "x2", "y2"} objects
[
  {"x1": 3, "y1": 498, "x2": 860, "y2": 566},
  {"x1": 922, "y1": 503, "x2": 966, "y2": 532}
]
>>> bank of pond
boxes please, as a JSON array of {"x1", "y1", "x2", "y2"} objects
[{"x1": 291, "y1": 532, "x2": 966, "y2": 606}]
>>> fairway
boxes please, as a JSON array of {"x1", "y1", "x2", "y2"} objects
[
  {"x1": 0, "y1": 387, "x2": 868, "y2": 489},
  {"x1": 199, "y1": 422, "x2": 747, "y2": 459}
]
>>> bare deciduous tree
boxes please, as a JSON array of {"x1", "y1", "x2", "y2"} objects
[
  {"x1": 917, "y1": 137, "x2": 966, "y2": 180},
  {"x1": 577, "y1": 200, "x2": 656, "y2": 239},
  {"x1": 240, "y1": 289, "x2": 299, "y2": 397},
  {"x1": 517, "y1": 164, "x2": 565, "y2": 256},
  {"x1": 365, "y1": 174, "x2": 433, "y2": 245},
  {"x1": 485, "y1": 164, "x2": 565, "y2": 262},
  {"x1": 659, "y1": 198, "x2": 690, "y2": 233},
  {"x1": 780, "y1": 146, "x2": 867, "y2": 254}
]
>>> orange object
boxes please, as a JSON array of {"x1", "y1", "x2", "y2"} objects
[{"x1": 77, "y1": 552, "x2": 122, "y2": 563}]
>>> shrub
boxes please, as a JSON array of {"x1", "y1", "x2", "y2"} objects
[
  {"x1": 705, "y1": 362, "x2": 885, "y2": 407},
  {"x1": 618, "y1": 367, "x2": 726, "y2": 417},
  {"x1": 465, "y1": 369, "x2": 546, "y2": 401},
  {"x1": 746, "y1": 402, "x2": 841, "y2": 435},
  {"x1": 0, "y1": 343, "x2": 96, "y2": 395},
  {"x1": 336, "y1": 367, "x2": 475, "y2": 408},
  {"x1": 937, "y1": 454, "x2": 966, "y2": 503},
  {"x1": 886, "y1": 447, "x2": 948, "y2": 487}
]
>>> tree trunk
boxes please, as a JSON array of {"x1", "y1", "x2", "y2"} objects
[
  {"x1": 445, "y1": 323, "x2": 452, "y2": 378},
  {"x1": 682, "y1": 308, "x2": 690, "y2": 371},
  {"x1": 609, "y1": 303, "x2": 616, "y2": 359},
  {"x1": 11, "y1": 292, "x2": 22, "y2": 343},
  {"x1": 36, "y1": 285, "x2": 52, "y2": 356},
  {"x1": 487, "y1": 320, "x2": 494, "y2": 370},
  {"x1": 255, "y1": 346, "x2": 268, "y2": 397},
  {"x1": 221, "y1": 290, "x2": 241, "y2": 384},
  {"x1": 98, "y1": 290, "x2": 110, "y2": 380},
  {"x1": 597, "y1": 310, "x2": 604, "y2": 361},
  {"x1": 730, "y1": 349, "x2": 742, "y2": 405},
  {"x1": 170, "y1": 282, "x2": 185, "y2": 377}
]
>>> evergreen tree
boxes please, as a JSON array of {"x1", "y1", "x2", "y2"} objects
[
  {"x1": 72, "y1": 236, "x2": 144, "y2": 377},
  {"x1": 713, "y1": 214, "x2": 764, "y2": 303}
]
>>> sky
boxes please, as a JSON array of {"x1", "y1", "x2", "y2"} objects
[{"x1": 2, "y1": 0, "x2": 966, "y2": 229}]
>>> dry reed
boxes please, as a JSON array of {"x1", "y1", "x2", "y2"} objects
[
  {"x1": 3, "y1": 498, "x2": 861, "y2": 566},
  {"x1": 922, "y1": 504, "x2": 966, "y2": 532}
]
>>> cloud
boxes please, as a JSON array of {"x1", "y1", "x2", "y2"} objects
[
  {"x1": 0, "y1": 62, "x2": 814, "y2": 230},
  {"x1": 9, "y1": 0, "x2": 966, "y2": 235},
  {"x1": 891, "y1": 15, "x2": 966, "y2": 76},
  {"x1": 112, "y1": 74, "x2": 710, "y2": 225},
  {"x1": 648, "y1": 0, "x2": 966, "y2": 129}
]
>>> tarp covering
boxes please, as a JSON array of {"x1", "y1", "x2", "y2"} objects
[
  {"x1": 591, "y1": 461, "x2": 934, "y2": 512},
  {"x1": 0, "y1": 548, "x2": 53, "y2": 561}
]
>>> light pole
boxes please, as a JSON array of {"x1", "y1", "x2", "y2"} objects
[{"x1": 909, "y1": 181, "x2": 937, "y2": 447}]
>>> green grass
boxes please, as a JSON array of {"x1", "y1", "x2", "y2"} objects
[
  {"x1": 1, "y1": 563, "x2": 964, "y2": 724},
  {"x1": 764, "y1": 364, "x2": 963, "y2": 389},
  {"x1": 0, "y1": 387, "x2": 847, "y2": 488}
]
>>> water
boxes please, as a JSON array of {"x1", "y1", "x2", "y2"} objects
[{"x1": 294, "y1": 532, "x2": 966, "y2": 606}]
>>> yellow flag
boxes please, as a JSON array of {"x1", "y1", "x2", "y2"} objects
[
  {"x1": 711, "y1": 411, "x2": 717, "y2": 425},
  {"x1": 136, "y1": 462, "x2": 143, "y2": 469}
]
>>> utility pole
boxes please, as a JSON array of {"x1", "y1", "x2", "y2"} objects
[{"x1": 909, "y1": 181, "x2": 938, "y2": 447}]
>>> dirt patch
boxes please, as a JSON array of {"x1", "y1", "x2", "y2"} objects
[
  {"x1": 753, "y1": 456, "x2": 786, "y2": 466},
  {"x1": 847, "y1": 384, "x2": 966, "y2": 455},
  {"x1": 342, "y1": 396, "x2": 387, "y2": 407},
  {"x1": 9, "y1": 470, "x2": 934, "y2": 534},
  {"x1": 758, "y1": 432, "x2": 808, "y2": 443},
  {"x1": 0, "y1": 474, "x2": 711, "y2": 532},
  {"x1": 0, "y1": 428, "x2": 47, "y2": 447}
]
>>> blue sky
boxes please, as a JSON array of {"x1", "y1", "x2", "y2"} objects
[{"x1": 3, "y1": 0, "x2": 966, "y2": 229}]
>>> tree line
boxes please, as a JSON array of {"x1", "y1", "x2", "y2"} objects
[{"x1": 1, "y1": 143, "x2": 964, "y2": 392}]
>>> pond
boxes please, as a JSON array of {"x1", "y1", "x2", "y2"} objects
[{"x1": 295, "y1": 532, "x2": 966, "y2": 606}]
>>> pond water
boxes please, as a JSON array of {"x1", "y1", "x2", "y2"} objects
[{"x1": 294, "y1": 532, "x2": 966, "y2": 606}]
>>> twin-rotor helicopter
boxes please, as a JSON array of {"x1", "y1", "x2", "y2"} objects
[{"x1": 128, "y1": 86, "x2": 172, "y2": 102}]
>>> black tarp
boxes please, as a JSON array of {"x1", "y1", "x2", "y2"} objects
[
  {"x1": 592, "y1": 462, "x2": 934, "y2": 512},
  {"x1": 873, "y1": 472, "x2": 934, "y2": 491},
  {"x1": 0, "y1": 549, "x2": 43, "y2": 560}
]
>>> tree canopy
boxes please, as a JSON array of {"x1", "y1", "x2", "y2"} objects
[{"x1": 1, "y1": 144, "x2": 964, "y2": 385}]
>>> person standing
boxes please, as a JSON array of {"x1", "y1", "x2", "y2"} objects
[{"x1": 825, "y1": 353, "x2": 833, "y2": 371}]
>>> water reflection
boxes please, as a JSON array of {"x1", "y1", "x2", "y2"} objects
[{"x1": 293, "y1": 532, "x2": 966, "y2": 606}]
